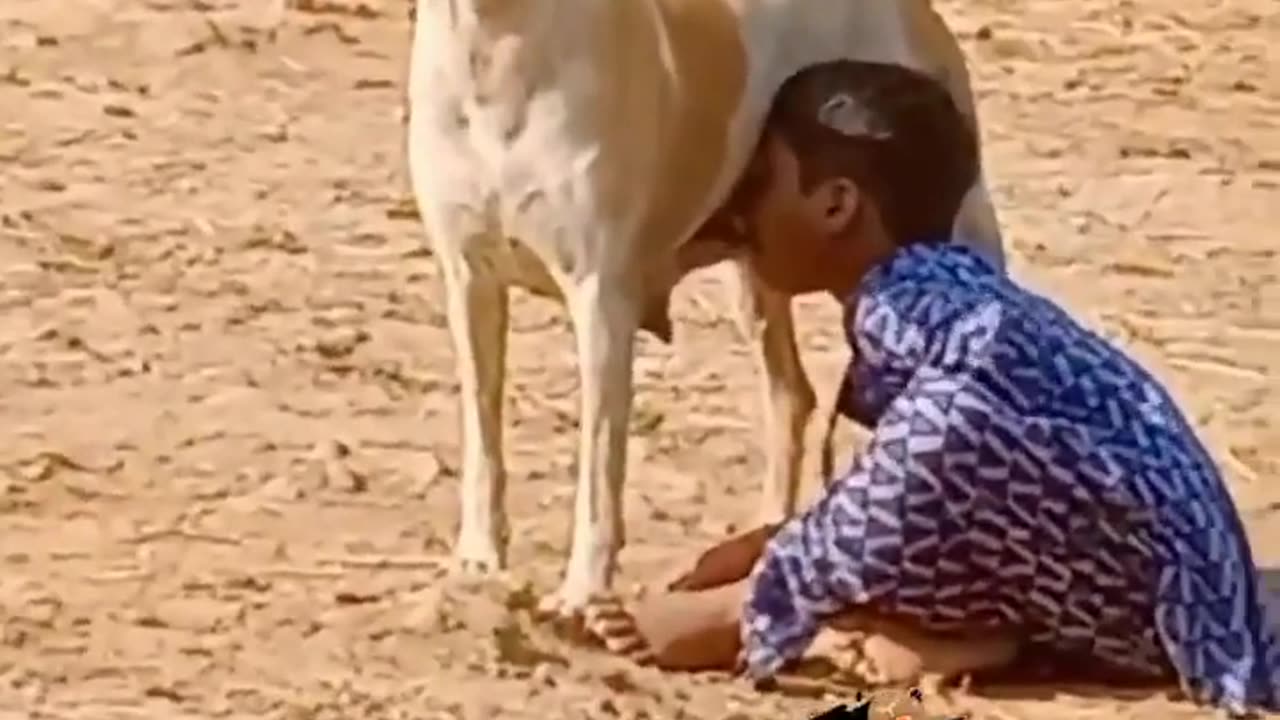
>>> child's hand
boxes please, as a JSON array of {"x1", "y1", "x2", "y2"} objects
[{"x1": 666, "y1": 523, "x2": 782, "y2": 592}]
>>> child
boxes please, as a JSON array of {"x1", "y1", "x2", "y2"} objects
[{"x1": 585, "y1": 59, "x2": 1280, "y2": 717}]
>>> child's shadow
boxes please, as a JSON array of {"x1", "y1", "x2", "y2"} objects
[
  {"x1": 774, "y1": 568, "x2": 1280, "y2": 706},
  {"x1": 968, "y1": 566, "x2": 1280, "y2": 705}
]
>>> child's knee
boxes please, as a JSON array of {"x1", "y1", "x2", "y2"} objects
[{"x1": 632, "y1": 585, "x2": 747, "y2": 671}]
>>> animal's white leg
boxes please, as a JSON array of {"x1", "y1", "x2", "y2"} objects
[
  {"x1": 728, "y1": 258, "x2": 816, "y2": 526},
  {"x1": 436, "y1": 239, "x2": 511, "y2": 573},
  {"x1": 551, "y1": 272, "x2": 639, "y2": 615}
]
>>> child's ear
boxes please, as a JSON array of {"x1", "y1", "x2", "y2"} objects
[{"x1": 817, "y1": 177, "x2": 861, "y2": 234}]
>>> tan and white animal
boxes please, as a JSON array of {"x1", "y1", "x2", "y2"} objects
[{"x1": 406, "y1": 0, "x2": 1006, "y2": 617}]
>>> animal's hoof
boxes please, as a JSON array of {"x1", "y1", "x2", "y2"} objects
[
  {"x1": 450, "y1": 539, "x2": 506, "y2": 575},
  {"x1": 452, "y1": 557, "x2": 500, "y2": 575},
  {"x1": 534, "y1": 592, "x2": 592, "y2": 642},
  {"x1": 534, "y1": 591, "x2": 585, "y2": 622}
]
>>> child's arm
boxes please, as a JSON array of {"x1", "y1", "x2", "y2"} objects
[
  {"x1": 665, "y1": 523, "x2": 783, "y2": 592},
  {"x1": 739, "y1": 367, "x2": 997, "y2": 681},
  {"x1": 739, "y1": 263, "x2": 1005, "y2": 680}
]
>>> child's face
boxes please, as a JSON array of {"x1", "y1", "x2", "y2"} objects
[{"x1": 730, "y1": 134, "x2": 883, "y2": 297}]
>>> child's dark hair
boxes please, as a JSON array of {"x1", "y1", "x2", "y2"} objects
[{"x1": 760, "y1": 59, "x2": 979, "y2": 245}]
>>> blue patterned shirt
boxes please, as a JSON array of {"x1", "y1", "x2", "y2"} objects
[{"x1": 740, "y1": 243, "x2": 1279, "y2": 715}]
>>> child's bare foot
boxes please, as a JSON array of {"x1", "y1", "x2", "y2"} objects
[
  {"x1": 832, "y1": 612, "x2": 1019, "y2": 689},
  {"x1": 584, "y1": 595, "x2": 656, "y2": 665},
  {"x1": 584, "y1": 582, "x2": 748, "y2": 671}
]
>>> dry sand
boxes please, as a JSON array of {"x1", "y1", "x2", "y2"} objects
[{"x1": 0, "y1": 0, "x2": 1277, "y2": 718}]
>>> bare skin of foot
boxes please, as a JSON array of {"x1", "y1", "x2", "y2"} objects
[
  {"x1": 584, "y1": 525, "x2": 1021, "y2": 685},
  {"x1": 585, "y1": 526, "x2": 773, "y2": 671},
  {"x1": 827, "y1": 610, "x2": 1020, "y2": 687}
]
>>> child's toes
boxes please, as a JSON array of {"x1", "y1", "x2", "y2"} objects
[
  {"x1": 584, "y1": 596, "x2": 629, "y2": 635},
  {"x1": 598, "y1": 618, "x2": 648, "y2": 655},
  {"x1": 584, "y1": 595, "x2": 655, "y2": 663},
  {"x1": 626, "y1": 643, "x2": 656, "y2": 666}
]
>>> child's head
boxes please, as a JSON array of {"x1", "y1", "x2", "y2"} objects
[{"x1": 721, "y1": 59, "x2": 979, "y2": 296}]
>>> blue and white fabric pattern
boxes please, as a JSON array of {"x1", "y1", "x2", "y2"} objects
[{"x1": 740, "y1": 243, "x2": 1280, "y2": 715}]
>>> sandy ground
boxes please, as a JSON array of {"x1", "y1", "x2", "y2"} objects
[{"x1": 1, "y1": 0, "x2": 1277, "y2": 718}]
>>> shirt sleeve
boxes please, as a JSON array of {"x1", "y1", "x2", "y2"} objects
[
  {"x1": 739, "y1": 455, "x2": 877, "y2": 679},
  {"x1": 741, "y1": 299, "x2": 1009, "y2": 680}
]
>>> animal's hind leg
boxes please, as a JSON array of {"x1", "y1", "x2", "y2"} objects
[
  {"x1": 727, "y1": 258, "x2": 816, "y2": 526},
  {"x1": 547, "y1": 272, "x2": 640, "y2": 617},
  {"x1": 911, "y1": 0, "x2": 1007, "y2": 272},
  {"x1": 436, "y1": 234, "x2": 511, "y2": 573}
]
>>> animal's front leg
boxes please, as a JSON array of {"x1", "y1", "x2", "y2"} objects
[
  {"x1": 544, "y1": 273, "x2": 639, "y2": 620},
  {"x1": 436, "y1": 239, "x2": 511, "y2": 573},
  {"x1": 727, "y1": 258, "x2": 816, "y2": 526}
]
